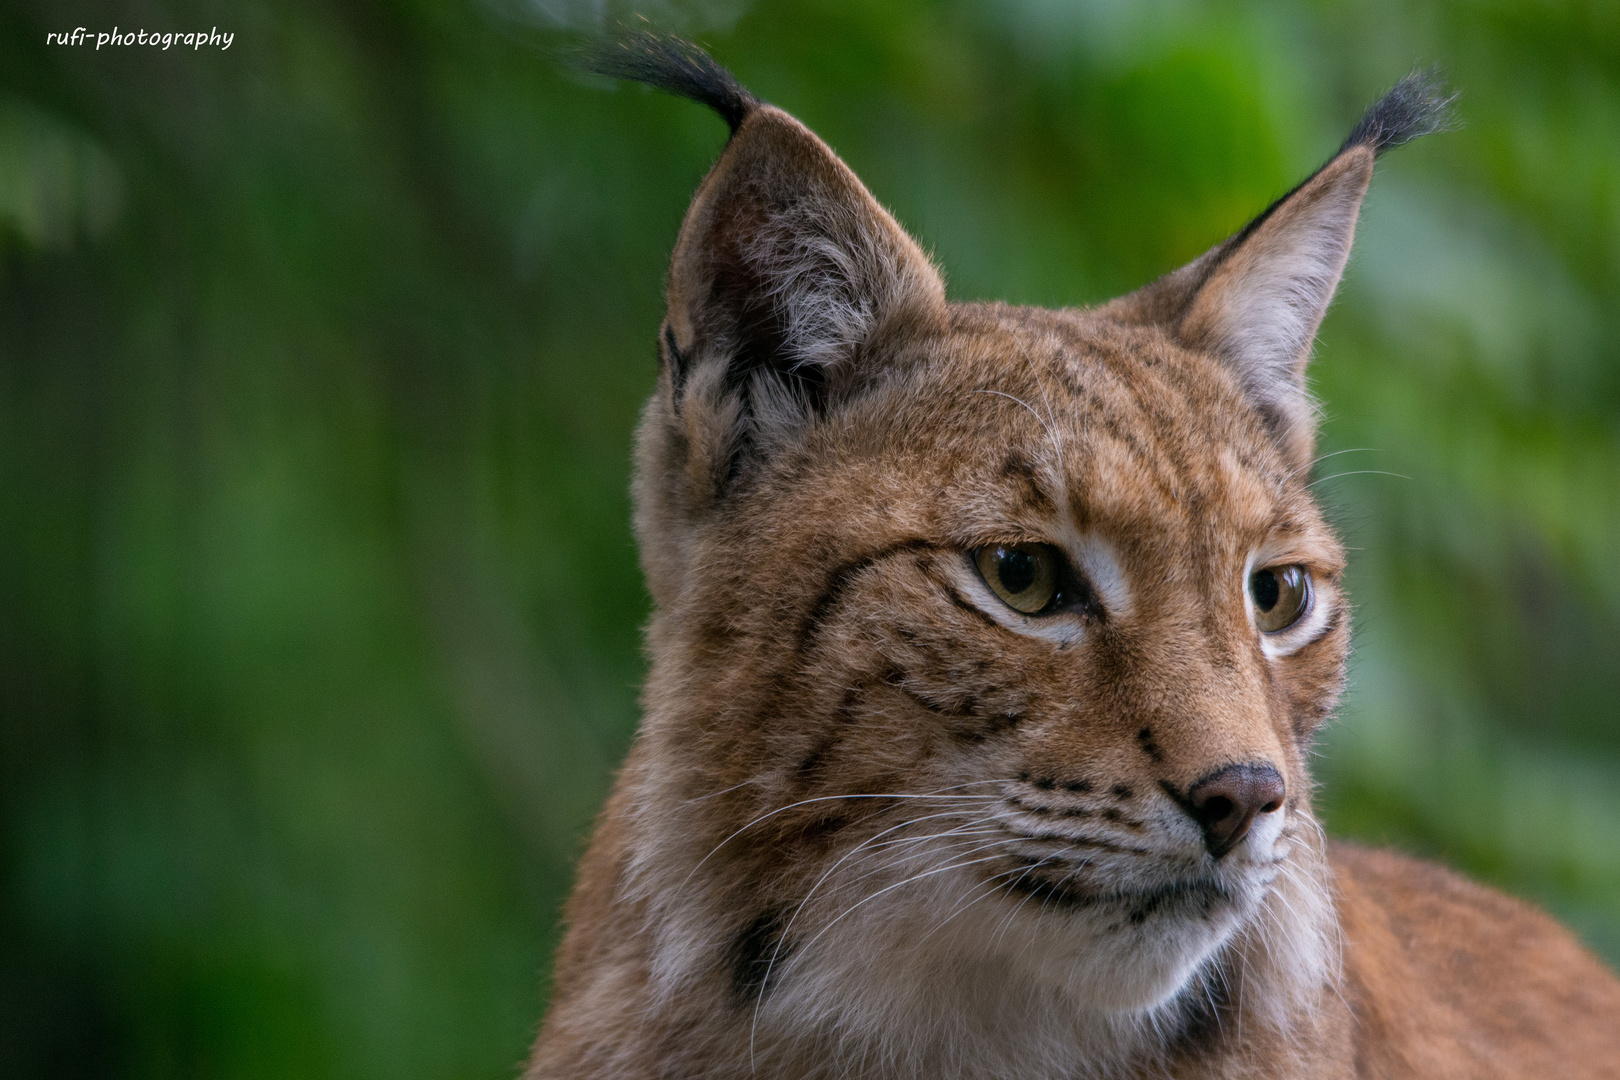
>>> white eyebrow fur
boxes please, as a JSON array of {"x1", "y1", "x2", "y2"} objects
[{"x1": 1058, "y1": 527, "x2": 1135, "y2": 620}]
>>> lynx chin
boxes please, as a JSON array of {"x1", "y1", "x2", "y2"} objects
[{"x1": 528, "y1": 35, "x2": 1620, "y2": 1079}]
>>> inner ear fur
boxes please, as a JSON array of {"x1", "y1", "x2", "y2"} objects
[
  {"x1": 1104, "y1": 69, "x2": 1455, "y2": 469},
  {"x1": 662, "y1": 106, "x2": 946, "y2": 474},
  {"x1": 1180, "y1": 148, "x2": 1374, "y2": 466},
  {"x1": 1107, "y1": 147, "x2": 1375, "y2": 469}
]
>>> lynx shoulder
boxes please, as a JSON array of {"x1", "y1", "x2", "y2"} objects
[{"x1": 529, "y1": 36, "x2": 1620, "y2": 1079}]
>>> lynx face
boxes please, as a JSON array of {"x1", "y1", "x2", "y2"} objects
[
  {"x1": 634, "y1": 303, "x2": 1347, "y2": 1054},
  {"x1": 555, "y1": 38, "x2": 1452, "y2": 1077}
]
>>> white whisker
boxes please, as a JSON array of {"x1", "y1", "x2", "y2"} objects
[
  {"x1": 1284, "y1": 446, "x2": 1375, "y2": 483},
  {"x1": 1305, "y1": 469, "x2": 1409, "y2": 487},
  {"x1": 681, "y1": 788, "x2": 1009, "y2": 891},
  {"x1": 973, "y1": 388, "x2": 1062, "y2": 454}
]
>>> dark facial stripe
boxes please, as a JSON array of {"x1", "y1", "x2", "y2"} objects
[
  {"x1": 1167, "y1": 960, "x2": 1238, "y2": 1062},
  {"x1": 1136, "y1": 726, "x2": 1165, "y2": 763},
  {"x1": 797, "y1": 538, "x2": 938, "y2": 651},
  {"x1": 892, "y1": 674, "x2": 1024, "y2": 741},
  {"x1": 1002, "y1": 873, "x2": 1233, "y2": 915},
  {"x1": 663, "y1": 323, "x2": 689, "y2": 405},
  {"x1": 939, "y1": 577, "x2": 1008, "y2": 631},
  {"x1": 728, "y1": 908, "x2": 791, "y2": 1005},
  {"x1": 1000, "y1": 452, "x2": 1059, "y2": 517},
  {"x1": 915, "y1": 559, "x2": 1057, "y2": 643}
]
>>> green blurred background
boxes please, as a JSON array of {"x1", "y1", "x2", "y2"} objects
[{"x1": 2, "y1": 0, "x2": 1617, "y2": 1075}]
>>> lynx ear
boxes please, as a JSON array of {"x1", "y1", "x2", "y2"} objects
[
  {"x1": 1106, "y1": 70, "x2": 1454, "y2": 466},
  {"x1": 662, "y1": 104, "x2": 945, "y2": 475},
  {"x1": 1177, "y1": 148, "x2": 1374, "y2": 462},
  {"x1": 580, "y1": 34, "x2": 944, "y2": 489}
]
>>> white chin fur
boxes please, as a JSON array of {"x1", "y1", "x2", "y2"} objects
[
  {"x1": 732, "y1": 829, "x2": 1328, "y2": 1077},
  {"x1": 765, "y1": 862, "x2": 1248, "y2": 1022},
  {"x1": 636, "y1": 795, "x2": 1336, "y2": 1077}
]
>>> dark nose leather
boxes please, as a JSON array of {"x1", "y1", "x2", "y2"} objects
[{"x1": 1186, "y1": 763, "x2": 1285, "y2": 858}]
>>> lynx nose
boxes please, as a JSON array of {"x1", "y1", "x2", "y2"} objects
[{"x1": 1187, "y1": 763, "x2": 1285, "y2": 858}]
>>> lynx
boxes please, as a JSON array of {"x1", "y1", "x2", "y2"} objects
[{"x1": 529, "y1": 36, "x2": 1620, "y2": 1078}]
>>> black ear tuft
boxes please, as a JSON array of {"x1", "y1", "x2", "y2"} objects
[
  {"x1": 574, "y1": 31, "x2": 760, "y2": 135},
  {"x1": 1338, "y1": 67, "x2": 1458, "y2": 157}
]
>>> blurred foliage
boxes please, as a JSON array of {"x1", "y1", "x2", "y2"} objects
[{"x1": 1, "y1": 0, "x2": 1617, "y2": 1076}]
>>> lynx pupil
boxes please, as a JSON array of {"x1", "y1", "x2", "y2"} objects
[
  {"x1": 1000, "y1": 548, "x2": 1036, "y2": 593},
  {"x1": 1251, "y1": 568, "x2": 1281, "y2": 612}
]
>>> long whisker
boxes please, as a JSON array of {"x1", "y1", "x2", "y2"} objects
[
  {"x1": 775, "y1": 810, "x2": 991, "y2": 948},
  {"x1": 859, "y1": 818, "x2": 1004, "y2": 847},
  {"x1": 1237, "y1": 926, "x2": 1249, "y2": 1046},
  {"x1": 823, "y1": 823, "x2": 1015, "y2": 896},
  {"x1": 682, "y1": 779, "x2": 758, "y2": 803},
  {"x1": 681, "y1": 788, "x2": 1008, "y2": 891},
  {"x1": 1285, "y1": 446, "x2": 1376, "y2": 483},
  {"x1": 796, "y1": 846, "x2": 1034, "y2": 957},
  {"x1": 1305, "y1": 469, "x2": 1410, "y2": 487},
  {"x1": 990, "y1": 851, "x2": 1073, "y2": 949},
  {"x1": 973, "y1": 388, "x2": 1062, "y2": 454},
  {"x1": 1198, "y1": 965, "x2": 1226, "y2": 1046},
  {"x1": 1016, "y1": 340, "x2": 1066, "y2": 475},
  {"x1": 861, "y1": 824, "x2": 1005, "y2": 854}
]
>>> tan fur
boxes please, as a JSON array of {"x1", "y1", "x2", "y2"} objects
[{"x1": 530, "y1": 89, "x2": 1620, "y2": 1079}]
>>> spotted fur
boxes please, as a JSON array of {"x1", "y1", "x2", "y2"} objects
[{"x1": 529, "y1": 42, "x2": 1620, "y2": 1079}]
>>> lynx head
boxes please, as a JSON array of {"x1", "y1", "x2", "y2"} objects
[{"x1": 592, "y1": 36, "x2": 1452, "y2": 1076}]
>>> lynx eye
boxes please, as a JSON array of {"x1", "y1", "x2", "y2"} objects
[
  {"x1": 1249, "y1": 564, "x2": 1312, "y2": 633},
  {"x1": 975, "y1": 543, "x2": 1061, "y2": 615}
]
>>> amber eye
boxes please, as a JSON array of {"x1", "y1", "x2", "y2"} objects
[
  {"x1": 1249, "y1": 564, "x2": 1312, "y2": 633},
  {"x1": 975, "y1": 543, "x2": 1061, "y2": 614}
]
